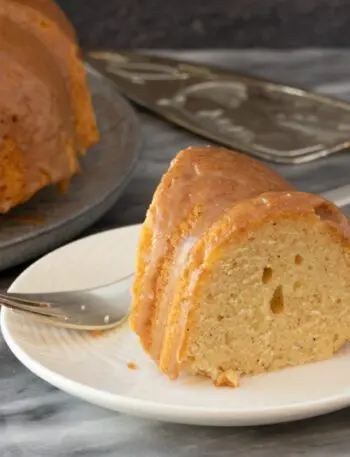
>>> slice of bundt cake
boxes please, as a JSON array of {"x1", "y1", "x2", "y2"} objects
[
  {"x1": 0, "y1": 0, "x2": 99, "y2": 151},
  {"x1": 130, "y1": 147, "x2": 350, "y2": 387}
]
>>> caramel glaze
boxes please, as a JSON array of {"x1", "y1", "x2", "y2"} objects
[
  {"x1": 0, "y1": 0, "x2": 99, "y2": 150},
  {"x1": 6, "y1": 0, "x2": 76, "y2": 37},
  {"x1": 0, "y1": 18, "x2": 78, "y2": 212},
  {"x1": 131, "y1": 147, "x2": 297, "y2": 373}
]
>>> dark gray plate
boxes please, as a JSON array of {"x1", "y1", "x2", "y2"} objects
[{"x1": 0, "y1": 65, "x2": 141, "y2": 272}]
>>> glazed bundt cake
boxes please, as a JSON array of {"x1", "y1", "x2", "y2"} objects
[
  {"x1": 130, "y1": 147, "x2": 350, "y2": 387},
  {"x1": 0, "y1": 0, "x2": 99, "y2": 213}
]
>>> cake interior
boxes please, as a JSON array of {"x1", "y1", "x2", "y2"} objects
[{"x1": 184, "y1": 218, "x2": 350, "y2": 385}]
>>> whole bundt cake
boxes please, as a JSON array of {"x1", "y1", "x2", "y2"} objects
[
  {"x1": 130, "y1": 147, "x2": 350, "y2": 387},
  {"x1": 0, "y1": 0, "x2": 99, "y2": 213}
]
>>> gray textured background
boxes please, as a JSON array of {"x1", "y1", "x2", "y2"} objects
[{"x1": 57, "y1": 0, "x2": 350, "y2": 48}]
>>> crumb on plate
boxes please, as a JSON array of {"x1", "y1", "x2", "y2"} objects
[{"x1": 90, "y1": 329, "x2": 103, "y2": 337}]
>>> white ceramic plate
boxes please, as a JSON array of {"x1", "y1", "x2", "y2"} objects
[{"x1": 2, "y1": 224, "x2": 350, "y2": 426}]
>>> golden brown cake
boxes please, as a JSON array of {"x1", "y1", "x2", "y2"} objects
[
  {"x1": 130, "y1": 146, "x2": 350, "y2": 387},
  {"x1": 0, "y1": 0, "x2": 99, "y2": 213}
]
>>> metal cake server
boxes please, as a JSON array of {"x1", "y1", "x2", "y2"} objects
[
  {"x1": 1, "y1": 185, "x2": 350, "y2": 331},
  {"x1": 87, "y1": 50, "x2": 350, "y2": 164}
]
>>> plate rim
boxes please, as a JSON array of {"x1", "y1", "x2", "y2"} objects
[{"x1": 1, "y1": 224, "x2": 350, "y2": 426}]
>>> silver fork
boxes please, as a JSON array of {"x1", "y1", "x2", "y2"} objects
[
  {"x1": 0, "y1": 274, "x2": 133, "y2": 331},
  {"x1": 1, "y1": 185, "x2": 349, "y2": 331}
]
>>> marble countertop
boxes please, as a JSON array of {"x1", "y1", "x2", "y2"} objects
[{"x1": 1, "y1": 50, "x2": 350, "y2": 456}]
